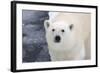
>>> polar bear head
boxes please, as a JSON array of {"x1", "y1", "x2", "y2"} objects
[{"x1": 44, "y1": 20, "x2": 77, "y2": 50}]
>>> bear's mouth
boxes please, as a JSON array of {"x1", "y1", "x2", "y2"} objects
[{"x1": 54, "y1": 35, "x2": 61, "y2": 43}]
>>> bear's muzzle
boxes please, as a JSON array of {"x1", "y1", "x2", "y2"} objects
[{"x1": 54, "y1": 35, "x2": 61, "y2": 43}]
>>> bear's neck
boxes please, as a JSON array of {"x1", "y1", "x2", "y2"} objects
[{"x1": 48, "y1": 40, "x2": 85, "y2": 61}]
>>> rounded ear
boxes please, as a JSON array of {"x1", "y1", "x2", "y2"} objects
[
  {"x1": 69, "y1": 24, "x2": 74, "y2": 30},
  {"x1": 44, "y1": 20, "x2": 50, "y2": 30}
]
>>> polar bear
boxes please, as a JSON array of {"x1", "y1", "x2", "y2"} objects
[{"x1": 44, "y1": 12, "x2": 91, "y2": 61}]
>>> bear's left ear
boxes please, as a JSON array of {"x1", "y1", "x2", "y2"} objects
[{"x1": 44, "y1": 20, "x2": 50, "y2": 30}]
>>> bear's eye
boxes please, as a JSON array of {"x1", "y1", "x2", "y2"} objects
[
  {"x1": 52, "y1": 29, "x2": 55, "y2": 32},
  {"x1": 61, "y1": 29, "x2": 64, "y2": 32},
  {"x1": 69, "y1": 24, "x2": 73, "y2": 30}
]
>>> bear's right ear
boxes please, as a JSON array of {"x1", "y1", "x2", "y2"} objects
[{"x1": 44, "y1": 20, "x2": 50, "y2": 30}]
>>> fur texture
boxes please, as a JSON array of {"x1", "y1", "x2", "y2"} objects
[{"x1": 44, "y1": 12, "x2": 91, "y2": 61}]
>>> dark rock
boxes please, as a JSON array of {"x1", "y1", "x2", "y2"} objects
[{"x1": 22, "y1": 10, "x2": 51, "y2": 62}]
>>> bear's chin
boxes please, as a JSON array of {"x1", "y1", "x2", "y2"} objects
[{"x1": 48, "y1": 41, "x2": 73, "y2": 51}]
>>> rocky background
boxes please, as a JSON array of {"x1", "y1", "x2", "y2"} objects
[{"x1": 22, "y1": 10, "x2": 51, "y2": 62}]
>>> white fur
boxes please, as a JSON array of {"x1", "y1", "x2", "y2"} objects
[{"x1": 44, "y1": 12, "x2": 90, "y2": 61}]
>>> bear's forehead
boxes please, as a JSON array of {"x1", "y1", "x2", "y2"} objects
[{"x1": 51, "y1": 21, "x2": 69, "y2": 28}]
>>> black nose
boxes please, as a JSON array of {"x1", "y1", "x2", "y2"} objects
[{"x1": 55, "y1": 36, "x2": 61, "y2": 43}]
